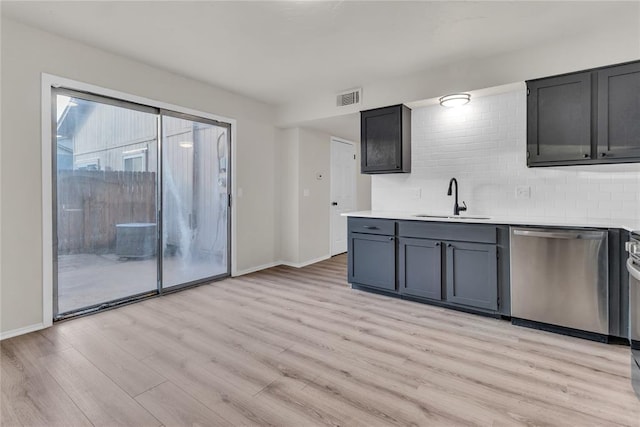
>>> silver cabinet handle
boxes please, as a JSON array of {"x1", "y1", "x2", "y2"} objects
[{"x1": 513, "y1": 229, "x2": 604, "y2": 240}]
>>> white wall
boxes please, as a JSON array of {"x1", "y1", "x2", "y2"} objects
[
  {"x1": 277, "y1": 128, "x2": 300, "y2": 264},
  {"x1": 356, "y1": 146, "x2": 372, "y2": 212},
  {"x1": 373, "y1": 88, "x2": 640, "y2": 221},
  {"x1": 298, "y1": 128, "x2": 331, "y2": 263},
  {"x1": 0, "y1": 18, "x2": 279, "y2": 334},
  {"x1": 278, "y1": 22, "x2": 640, "y2": 128},
  {"x1": 278, "y1": 128, "x2": 331, "y2": 266},
  {"x1": 277, "y1": 127, "x2": 370, "y2": 266}
]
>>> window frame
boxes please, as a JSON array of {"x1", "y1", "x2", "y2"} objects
[{"x1": 122, "y1": 152, "x2": 147, "y2": 172}]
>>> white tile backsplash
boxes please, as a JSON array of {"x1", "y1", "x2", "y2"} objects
[{"x1": 372, "y1": 88, "x2": 640, "y2": 221}]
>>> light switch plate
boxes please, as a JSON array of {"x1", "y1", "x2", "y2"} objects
[{"x1": 303, "y1": 189, "x2": 310, "y2": 197}]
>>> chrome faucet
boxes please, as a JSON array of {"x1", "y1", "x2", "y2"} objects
[{"x1": 447, "y1": 178, "x2": 467, "y2": 216}]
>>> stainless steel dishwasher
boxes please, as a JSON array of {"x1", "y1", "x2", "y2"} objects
[{"x1": 510, "y1": 227, "x2": 609, "y2": 338}]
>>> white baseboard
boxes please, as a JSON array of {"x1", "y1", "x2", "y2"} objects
[
  {"x1": 233, "y1": 261, "x2": 281, "y2": 277},
  {"x1": 233, "y1": 254, "x2": 332, "y2": 276},
  {"x1": 0, "y1": 322, "x2": 46, "y2": 341},
  {"x1": 280, "y1": 254, "x2": 331, "y2": 269}
]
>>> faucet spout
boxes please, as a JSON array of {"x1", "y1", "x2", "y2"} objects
[
  {"x1": 447, "y1": 178, "x2": 456, "y2": 197},
  {"x1": 447, "y1": 177, "x2": 467, "y2": 216}
]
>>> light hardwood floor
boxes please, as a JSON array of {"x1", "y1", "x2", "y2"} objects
[{"x1": 2, "y1": 254, "x2": 639, "y2": 426}]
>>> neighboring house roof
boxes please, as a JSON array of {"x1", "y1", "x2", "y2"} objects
[{"x1": 56, "y1": 98, "x2": 93, "y2": 142}]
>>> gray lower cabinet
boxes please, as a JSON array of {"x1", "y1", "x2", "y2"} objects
[
  {"x1": 348, "y1": 232, "x2": 396, "y2": 291},
  {"x1": 398, "y1": 238, "x2": 442, "y2": 300},
  {"x1": 348, "y1": 217, "x2": 506, "y2": 315},
  {"x1": 398, "y1": 238, "x2": 498, "y2": 311},
  {"x1": 397, "y1": 221, "x2": 500, "y2": 312},
  {"x1": 445, "y1": 241, "x2": 498, "y2": 310}
]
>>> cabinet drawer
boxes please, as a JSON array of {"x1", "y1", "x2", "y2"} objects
[
  {"x1": 398, "y1": 221, "x2": 496, "y2": 244},
  {"x1": 348, "y1": 217, "x2": 395, "y2": 235}
]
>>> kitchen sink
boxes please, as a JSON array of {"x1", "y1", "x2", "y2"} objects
[{"x1": 414, "y1": 214, "x2": 491, "y2": 220}]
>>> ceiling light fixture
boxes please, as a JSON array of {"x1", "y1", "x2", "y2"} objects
[
  {"x1": 439, "y1": 93, "x2": 471, "y2": 108},
  {"x1": 178, "y1": 141, "x2": 193, "y2": 148}
]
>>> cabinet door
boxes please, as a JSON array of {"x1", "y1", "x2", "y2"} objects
[
  {"x1": 348, "y1": 233, "x2": 396, "y2": 291},
  {"x1": 597, "y1": 62, "x2": 640, "y2": 160},
  {"x1": 398, "y1": 238, "x2": 442, "y2": 300},
  {"x1": 445, "y1": 242, "x2": 497, "y2": 310},
  {"x1": 527, "y1": 72, "x2": 592, "y2": 165},
  {"x1": 361, "y1": 105, "x2": 402, "y2": 173}
]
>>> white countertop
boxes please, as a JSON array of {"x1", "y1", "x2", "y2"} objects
[{"x1": 343, "y1": 210, "x2": 640, "y2": 232}]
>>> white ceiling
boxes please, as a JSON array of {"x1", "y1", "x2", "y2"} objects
[{"x1": 3, "y1": 1, "x2": 638, "y2": 109}]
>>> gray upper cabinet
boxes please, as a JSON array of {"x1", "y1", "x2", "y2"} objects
[
  {"x1": 527, "y1": 60, "x2": 640, "y2": 167},
  {"x1": 597, "y1": 61, "x2": 640, "y2": 160},
  {"x1": 527, "y1": 72, "x2": 592, "y2": 164},
  {"x1": 360, "y1": 105, "x2": 411, "y2": 174}
]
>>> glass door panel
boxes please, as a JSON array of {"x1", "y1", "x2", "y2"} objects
[
  {"x1": 54, "y1": 90, "x2": 159, "y2": 316},
  {"x1": 161, "y1": 114, "x2": 230, "y2": 289}
]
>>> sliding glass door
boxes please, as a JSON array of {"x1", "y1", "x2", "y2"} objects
[
  {"x1": 53, "y1": 89, "x2": 159, "y2": 316},
  {"x1": 161, "y1": 113, "x2": 230, "y2": 289},
  {"x1": 53, "y1": 89, "x2": 231, "y2": 319}
]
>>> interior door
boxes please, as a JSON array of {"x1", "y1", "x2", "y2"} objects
[
  {"x1": 330, "y1": 139, "x2": 357, "y2": 255},
  {"x1": 161, "y1": 113, "x2": 231, "y2": 289}
]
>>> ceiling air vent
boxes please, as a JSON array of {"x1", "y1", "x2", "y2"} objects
[{"x1": 337, "y1": 88, "x2": 362, "y2": 107}]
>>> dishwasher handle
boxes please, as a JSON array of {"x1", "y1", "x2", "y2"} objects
[{"x1": 513, "y1": 229, "x2": 605, "y2": 240}]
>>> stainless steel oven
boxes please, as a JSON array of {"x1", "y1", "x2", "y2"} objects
[{"x1": 625, "y1": 233, "x2": 640, "y2": 399}]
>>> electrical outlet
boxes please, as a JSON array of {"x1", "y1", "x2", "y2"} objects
[
  {"x1": 303, "y1": 189, "x2": 310, "y2": 197},
  {"x1": 410, "y1": 188, "x2": 422, "y2": 199},
  {"x1": 515, "y1": 186, "x2": 531, "y2": 199}
]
